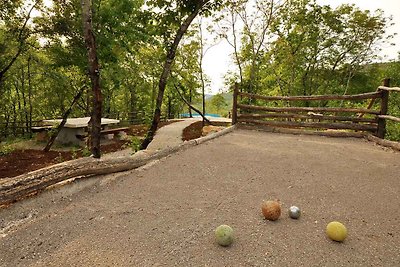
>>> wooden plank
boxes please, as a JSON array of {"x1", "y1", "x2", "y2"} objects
[
  {"x1": 377, "y1": 115, "x2": 400, "y2": 123},
  {"x1": 378, "y1": 86, "x2": 400, "y2": 92},
  {"x1": 238, "y1": 113, "x2": 378, "y2": 123},
  {"x1": 238, "y1": 104, "x2": 381, "y2": 115},
  {"x1": 238, "y1": 118, "x2": 377, "y2": 132},
  {"x1": 238, "y1": 91, "x2": 381, "y2": 101},
  {"x1": 237, "y1": 124, "x2": 366, "y2": 138},
  {"x1": 377, "y1": 79, "x2": 390, "y2": 138}
]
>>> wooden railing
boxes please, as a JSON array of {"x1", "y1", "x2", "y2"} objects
[{"x1": 232, "y1": 79, "x2": 400, "y2": 141}]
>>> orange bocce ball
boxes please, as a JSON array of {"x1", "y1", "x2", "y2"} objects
[{"x1": 261, "y1": 200, "x2": 281, "y2": 221}]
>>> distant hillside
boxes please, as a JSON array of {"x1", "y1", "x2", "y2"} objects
[
  {"x1": 205, "y1": 94, "x2": 214, "y2": 100},
  {"x1": 191, "y1": 92, "x2": 233, "y2": 117},
  {"x1": 220, "y1": 92, "x2": 233, "y2": 105}
]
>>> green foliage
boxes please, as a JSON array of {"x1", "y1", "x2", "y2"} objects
[
  {"x1": 56, "y1": 152, "x2": 64, "y2": 163},
  {"x1": 0, "y1": 0, "x2": 398, "y2": 146},
  {"x1": 81, "y1": 146, "x2": 92, "y2": 157},
  {"x1": 0, "y1": 143, "x2": 14, "y2": 156},
  {"x1": 129, "y1": 136, "x2": 142, "y2": 153},
  {"x1": 210, "y1": 93, "x2": 228, "y2": 111}
]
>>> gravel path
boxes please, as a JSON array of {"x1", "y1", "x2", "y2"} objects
[
  {"x1": 146, "y1": 118, "x2": 202, "y2": 152},
  {"x1": 1, "y1": 129, "x2": 399, "y2": 266}
]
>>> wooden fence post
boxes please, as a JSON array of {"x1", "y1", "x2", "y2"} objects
[
  {"x1": 377, "y1": 78, "x2": 390, "y2": 139},
  {"x1": 232, "y1": 83, "x2": 239, "y2": 125}
]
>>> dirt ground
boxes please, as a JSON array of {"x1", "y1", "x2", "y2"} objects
[
  {"x1": 1, "y1": 129, "x2": 399, "y2": 266},
  {"x1": 0, "y1": 121, "x2": 178, "y2": 179}
]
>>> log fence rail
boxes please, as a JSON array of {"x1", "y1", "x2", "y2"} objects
[{"x1": 232, "y1": 79, "x2": 400, "y2": 142}]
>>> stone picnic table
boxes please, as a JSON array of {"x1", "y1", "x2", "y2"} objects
[{"x1": 41, "y1": 117, "x2": 120, "y2": 145}]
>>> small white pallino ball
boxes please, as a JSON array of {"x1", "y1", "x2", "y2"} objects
[
  {"x1": 288, "y1": 206, "x2": 301, "y2": 219},
  {"x1": 215, "y1": 225, "x2": 234, "y2": 246}
]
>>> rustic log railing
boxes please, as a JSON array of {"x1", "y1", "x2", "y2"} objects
[{"x1": 232, "y1": 79, "x2": 400, "y2": 142}]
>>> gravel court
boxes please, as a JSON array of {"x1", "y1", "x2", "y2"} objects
[{"x1": 0, "y1": 129, "x2": 399, "y2": 266}]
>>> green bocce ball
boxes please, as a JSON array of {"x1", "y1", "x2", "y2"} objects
[{"x1": 215, "y1": 225, "x2": 234, "y2": 246}]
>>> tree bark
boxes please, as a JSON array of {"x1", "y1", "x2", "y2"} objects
[
  {"x1": 140, "y1": 1, "x2": 208, "y2": 149},
  {"x1": 81, "y1": 0, "x2": 102, "y2": 158}
]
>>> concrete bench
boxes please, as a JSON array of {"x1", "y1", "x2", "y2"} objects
[
  {"x1": 76, "y1": 127, "x2": 129, "y2": 140},
  {"x1": 31, "y1": 126, "x2": 54, "y2": 133},
  {"x1": 100, "y1": 127, "x2": 129, "y2": 135}
]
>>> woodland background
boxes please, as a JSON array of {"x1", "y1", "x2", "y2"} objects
[{"x1": 1, "y1": 0, "x2": 399, "y2": 146}]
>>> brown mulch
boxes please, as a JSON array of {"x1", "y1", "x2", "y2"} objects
[
  {"x1": 0, "y1": 121, "x2": 178, "y2": 179},
  {"x1": 0, "y1": 140, "x2": 129, "y2": 179},
  {"x1": 182, "y1": 121, "x2": 231, "y2": 141}
]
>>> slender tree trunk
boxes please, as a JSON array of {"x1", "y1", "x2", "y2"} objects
[
  {"x1": 0, "y1": 3, "x2": 37, "y2": 87},
  {"x1": 198, "y1": 20, "x2": 206, "y2": 126},
  {"x1": 140, "y1": 1, "x2": 207, "y2": 149},
  {"x1": 189, "y1": 87, "x2": 193, "y2": 117},
  {"x1": 81, "y1": 0, "x2": 102, "y2": 158},
  {"x1": 44, "y1": 86, "x2": 86, "y2": 152},
  {"x1": 21, "y1": 66, "x2": 30, "y2": 135},
  {"x1": 173, "y1": 83, "x2": 211, "y2": 124},
  {"x1": 4, "y1": 114, "x2": 10, "y2": 138},
  {"x1": 27, "y1": 55, "x2": 33, "y2": 137},
  {"x1": 12, "y1": 98, "x2": 17, "y2": 136},
  {"x1": 230, "y1": 12, "x2": 243, "y2": 85},
  {"x1": 14, "y1": 80, "x2": 23, "y2": 136}
]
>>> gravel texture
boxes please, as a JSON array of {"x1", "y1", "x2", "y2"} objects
[{"x1": 1, "y1": 129, "x2": 399, "y2": 266}]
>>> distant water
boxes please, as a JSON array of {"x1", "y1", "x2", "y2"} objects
[{"x1": 180, "y1": 113, "x2": 221, "y2": 118}]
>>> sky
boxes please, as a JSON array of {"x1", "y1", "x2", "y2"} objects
[{"x1": 202, "y1": 0, "x2": 400, "y2": 94}]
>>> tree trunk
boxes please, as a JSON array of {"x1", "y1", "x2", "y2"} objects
[
  {"x1": 21, "y1": 66, "x2": 30, "y2": 136},
  {"x1": 81, "y1": 0, "x2": 102, "y2": 158},
  {"x1": 189, "y1": 87, "x2": 193, "y2": 117},
  {"x1": 27, "y1": 55, "x2": 33, "y2": 138},
  {"x1": 198, "y1": 19, "x2": 206, "y2": 126},
  {"x1": 14, "y1": 80, "x2": 23, "y2": 135},
  {"x1": 140, "y1": 1, "x2": 207, "y2": 149}
]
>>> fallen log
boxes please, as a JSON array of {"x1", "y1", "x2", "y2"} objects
[
  {"x1": 238, "y1": 118, "x2": 377, "y2": 132},
  {"x1": 238, "y1": 113, "x2": 378, "y2": 123},
  {"x1": 238, "y1": 104, "x2": 381, "y2": 115},
  {"x1": 365, "y1": 134, "x2": 400, "y2": 151},
  {"x1": 0, "y1": 153, "x2": 152, "y2": 206},
  {"x1": 237, "y1": 124, "x2": 367, "y2": 138},
  {"x1": 238, "y1": 91, "x2": 381, "y2": 101}
]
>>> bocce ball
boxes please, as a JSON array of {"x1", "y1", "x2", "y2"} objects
[
  {"x1": 261, "y1": 200, "x2": 281, "y2": 221},
  {"x1": 215, "y1": 224, "x2": 234, "y2": 246},
  {"x1": 326, "y1": 221, "x2": 348, "y2": 242}
]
